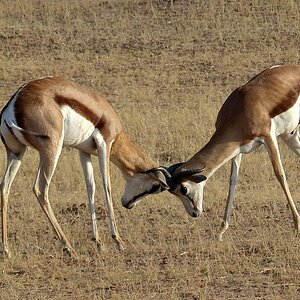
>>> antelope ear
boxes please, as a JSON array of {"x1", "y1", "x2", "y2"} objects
[
  {"x1": 187, "y1": 174, "x2": 207, "y2": 183},
  {"x1": 150, "y1": 170, "x2": 170, "y2": 190},
  {"x1": 144, "y1": 168, "x2": 170, "y2": 190},
  {"x1": 171, "y1": 165, "x2": 206, "y2": 184}
]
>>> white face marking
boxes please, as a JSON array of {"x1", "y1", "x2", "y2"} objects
[
  {"x1": 121, "y1": 173, "x2": 162, "y2": 209},
  {"x1": 171, "y1": 180, "x2": 206, "y2": 217},
  {"x1": 61, "y1": 105, "x2": 96, "y2": 146}
]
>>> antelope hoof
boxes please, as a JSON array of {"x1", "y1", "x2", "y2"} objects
[
  {"x1": 63, "y1": 247, "x2": 72, "y2": 257},
  {"x1": 0, "y1": 247, "x2": 11, "y2": 259},
  {"x1": 219, "y1": 221, "x2": 229, "y2": 241},
  {"x1": 62, "y1": 246, "x2": 78, "y2": 258},
  {"x1": 112, "y1": 235, "x2": 125, "y2": 251},
  {"x1": 218, "y1": 233, "x2": 224, "y2": 242},
  {"x1": 92, "y1": 238, "x2": 106, "y2": 252}
]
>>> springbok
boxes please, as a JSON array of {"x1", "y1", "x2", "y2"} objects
[
  {"x1": 154, "y1": 65, "x2": 300, "y2": 240},
  {"x1": 0, "y1": 76, "x2": 169, "y2": 257}
]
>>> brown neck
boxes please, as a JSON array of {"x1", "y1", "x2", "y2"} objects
[
  {"x1": 182, "y1": 130, "x2": 241, "y2": 177},
  {"x1": 111, "y1": 132, "x2": 158, "y2": 177}
]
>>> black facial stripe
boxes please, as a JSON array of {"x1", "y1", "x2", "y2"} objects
[
  {"x1": 187, "y1": 194, "x2": 193, "y2": 202},
  {"x1": 128, "y1": 185, "x2": 161, "y2": 206},
  {"x1": 149, "y1": 184, "x2": 160, "y2": 194},
  {"x1": 186, "y1": 194, "x2": 196, "y2": 210},
  {"x1": 132, "y1": 191, "x2": 148, "y2": 202}
]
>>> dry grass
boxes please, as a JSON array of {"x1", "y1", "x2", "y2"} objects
[{"x1": 0, "y1": 0, "x2": 300, "y2": 299}]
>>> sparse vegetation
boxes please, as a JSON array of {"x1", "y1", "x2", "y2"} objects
[{"x1": 0, "y1": 0, "x2": 300, "y2": 299}]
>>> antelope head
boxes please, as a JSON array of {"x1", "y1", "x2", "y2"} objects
[
  {"x1": 166, "y1": 163, "x2": 207, "y2": 217},
  {"x1": 121, "y1": 167, "x2": 171, "y2": 209}
]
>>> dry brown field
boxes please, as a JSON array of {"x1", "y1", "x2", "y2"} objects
[{"x1": 0, "y1": 0, "x2": 300, "y2": 299}]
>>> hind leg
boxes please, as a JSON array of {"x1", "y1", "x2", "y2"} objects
[
  {"x1": 264, "y1": 133, "x2": 300, "y2": 233},
  {"x1": 1, "y1": 146, "x2": 26, "y2": 258},
  {"x1": 33, "y1": 141, "x2": 77, "y2": 257}
]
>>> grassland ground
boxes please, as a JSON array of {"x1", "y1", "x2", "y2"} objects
[{"x1": 0, "y1": 1, "x2": 300, "y2": 299}]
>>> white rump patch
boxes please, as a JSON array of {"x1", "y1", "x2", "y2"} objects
[{"x1": 1, "y1": 85, "x2": 31, "y2": 146}]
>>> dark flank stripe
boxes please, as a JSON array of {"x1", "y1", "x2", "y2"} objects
[
  {"x1": 270, "y1": 84, "x2": 300, "y2": 118},
  {"x1": 54, "y1": 95, "x2": 115, "y2": 141},
  {"x1": 54, "y1": 95, "x2": 100, "y2": 126}
]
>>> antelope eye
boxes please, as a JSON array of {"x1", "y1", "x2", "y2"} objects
[{"x1": 180, "y1": 186, "x2": 188, "y2": 196}]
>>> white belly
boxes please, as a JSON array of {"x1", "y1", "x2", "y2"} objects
[
  {"x1": 240, "y1": 96, "x2": 300, "y2": 154},
  {"x1": 61, "y1": 105, "x2": 96, "y2": 147},
  {"x1": 272, "y1": 96, "x2": 300, "y2": 137},
  {"x1": 240, "y1": 137, "x2": 264, "y2": 154}
]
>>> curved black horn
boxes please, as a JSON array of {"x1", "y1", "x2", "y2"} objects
[
  {"x1": 170, "y1": 165, "x2": 206, "y2": 188},
  {"x1": 172, "y1": 168, "x2": 205, "y2": 181},
  {"x1": 167, "y1": 162, "x2": 185, "y2": 175},
  {"x1": 143, "y1": 166, "x2": 172, "y2": 178}
]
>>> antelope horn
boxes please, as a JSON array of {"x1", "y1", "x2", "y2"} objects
[
  {"x1": 172, "y1": 168, "x2": 205, "y2": 181},
  {"x1": 169, "y1": 165, "x2": 206, "y2": 189},
  {"x1": 143, "y1": 166, "x2": 172, "y2": 178},
  {"x1": 167, "y1": 162, "x2": 185, "y2": 175}
]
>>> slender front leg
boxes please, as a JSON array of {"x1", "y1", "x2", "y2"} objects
[
  {"x1": 93, "y1": 133, "x2": 124, "y2": 250},
  {"x1": 264, "y1": 134, "x2": 300, "y2": 233},
  {"x1": 79, "y1": 151, "x2": 104, "y2": 249},
  {"x1": 219, "y1": 153, "x2": 242, "y2": 241},
  {"x1": 1, "y1": 147, "x2": 25, "y2": 258}
]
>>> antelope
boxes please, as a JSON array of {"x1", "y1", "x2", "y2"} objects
[
  {"x1": 154, "y1": 65, "x2": 300, "y2": 240},
  {"x1": 0, "y1": 76, "x2": 169, "y2": 257}
]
